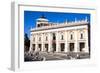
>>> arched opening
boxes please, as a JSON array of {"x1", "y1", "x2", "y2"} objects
[
  {"x1": 37, "y1": 24, "x2": 40, "y2": 27},
  {"x1": 69, "y1": 43, "x2": 74, "y2": 52},
  {"x1": 38, "y1": 44, "x2": 42, "y2": 51},
  {"x1": 32, "y1": 44, "x2": 35, "y2": 51},
  {"x1": 53, "y1": 33, "x2": 56, "y2": 40},
  {"x1": 60, "y1": 43, "x2": 65, "y2": 51},
  {"x1": 70, "y1": 34, "x2": 73, "y2": 40},
  {"x1": 79, "y1": 42, "x2": 85, "y2": 52},
  {"x1": 46, "y1": 36, "x2": 48, "y2": 41},
  {"x1": 45, "y1": 44, "x2": 48, "y2": 52},
  {"x1": 61, "y1": 35, "x2": 64, "y2": 40},
  {"x1": 80, "y1": 33, "x2": 83, "y2": 39},
  {"x1": 52, "y1": 43, "x2": 56, "y2": 52}
]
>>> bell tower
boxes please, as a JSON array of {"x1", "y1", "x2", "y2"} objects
[{"x1": 36, "y1": 15, "x2": 49, "y2": 28}]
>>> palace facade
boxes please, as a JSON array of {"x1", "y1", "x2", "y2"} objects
[{"x1": 29, "y1": 15, "x2": 90, "y2": 54}]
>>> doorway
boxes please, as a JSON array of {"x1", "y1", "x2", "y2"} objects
[
  {"x1": 79, "y1": 42, "x2": 85, "y2": 52},
  {"x1": 52, "y1": 43, "x2": 56, "y2": 52},
  {"x1": 38, "y1": 44, "x2": 41, "y2": 51},
  {"x1": 69, "y1": 43, "x2": 74, "y2": 52},
  {"x1": 60, "y1": 43, "x2": 65, "y2": 51},
  {"x1": 32, "y1": 44, "x2": 35, "y2": 51},
  {"x1": 45, "y1": 44, "x2": 48, "y2": 52}
]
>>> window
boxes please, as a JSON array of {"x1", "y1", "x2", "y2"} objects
[
  {"x1": 61, "y1": 43, "x2": 65, "y2": 51},
  {"x1": 39, "y1": 37, "x2": 41, "y2": 41},
  {"x1": 61, "y1": 35, "x2": 64, "y2": 40},
  {"x1": 45, "y1": 44, "x2": 48, "y2": 52},
  {"x1": 80, "y1": 33, "x2": 83, "y2": 39},
  {"x1": 53, "y1": 33, "x2": 56, "y2": 40},
  {"x1": 46, "y1": 36, "x2": 48, "y2": 41},
  {"x1": 70, "y1": 34, "x2": 73, "y2": 40},
  {"x1": 37, "y1": 24, "x2": 40, "y2": 27},
  {"x1": 38, "y1": 44, "x2": 41, "y2": 51},
  {"x1": 33, "y1": 37, "x2": 35, "y2": 42},
  {"x1": 40, "y1": 23, "x2": 44, "y2": 26},
  {"x1": 69, "y1": 43, "x2": 74, "y2": 51},
  {"x1": 32, "y1": 44, "x2": 35, "y2": 51},
  {"x1": 79, "y1": 42, "x2": 85, "y2": 51}
]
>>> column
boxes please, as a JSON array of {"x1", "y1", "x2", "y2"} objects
[
  {"x1": 65, "y1": 31, "x2": 68, "y2": 52},
  {"x1": 74, "y1": 30, "x2": 78, "y2": 52},
  {"x1": 35, "y1": 34, "x2": 38, "y2": 51},
  {"x1": 56, "y1": 31, "x2": 60, "y2": 52},
  {"x1": 48, "y1": 32, "x2": 52, "y2": 52},
  {"x1": 41, "y1": 33, "x2": 44, "y2": 52},
  {"x1": 85, "y1": 29, "x2": 89, "y2": 53}
]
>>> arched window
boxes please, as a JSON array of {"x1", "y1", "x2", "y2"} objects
[
  {"x1": 61, "y1": 35, "x2": 64, "y2": 40},
  {"x1": 39, "y1": 37, "x2": 41, "y2": 41},
  {"x1": 46, "y1": 36, "x2": 48, "y2": 41},
  {"x1": 80, "y1": 33, "x2": 83, "y2": 39},
  {"x1": 53, "y1": 33, "x2": 56, "y2": 40},
  {"x1": 70, "y1": 34, "x2": 73, "y2": 40},
  {"x1": 37, "y1": 24, "x2": 40, "y2": 27},
  {"x1": 70, "y1": 31, "x2": 74, "y2": 40}
]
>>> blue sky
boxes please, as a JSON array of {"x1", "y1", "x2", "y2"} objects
[{"x1": 24, "y1": 11, "x2": 90, "y2": 38}]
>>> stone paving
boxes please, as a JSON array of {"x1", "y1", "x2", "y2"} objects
[
  {"x1": 39, "y1": 52, "x2": 90, "y2": 61},
  {"x1": 24, "y1": 51, "x2": 90, "y2": 62}
]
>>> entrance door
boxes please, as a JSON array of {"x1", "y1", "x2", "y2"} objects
[
  {"x1": 52, "y1": 43, "x2": 56, "y2": 52},
  {"x1": 45, "y1": 44, "x2": 48, "y2": 52},
  {"x1": 69, "y1": 43, "x2": 74, "y2": 52},
  {"x1": 79, "y1": 42, "x2": 85, "y2": 51},
  {"x1": 61, "y1": 43, "x2": 65, "y2": 51}
]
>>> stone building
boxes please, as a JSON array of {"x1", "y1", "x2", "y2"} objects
[{"x1": 29, "y1": 15, "x2": 90, "y2": 54}]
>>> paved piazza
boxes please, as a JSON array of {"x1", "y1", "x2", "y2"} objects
[{"x1": 38, "y1": 52, "x2": 90, "y2": 61}]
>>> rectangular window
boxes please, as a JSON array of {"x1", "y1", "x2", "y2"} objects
[
  {"x1": 46, "y1": 36, "x2": 48, "y2": 41},
  {"x1": 61, "y1": 35, "x2": 64, "y2": 40},
  {"x1": 80, "y1": 33, "x2": 83, "y2": 39},
  {"x1": 71, "y1": 34, "x2": 73, "y2": 40},
  {"x1": 39, "y1": 37, "x2": 41, "y2": 41}
]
